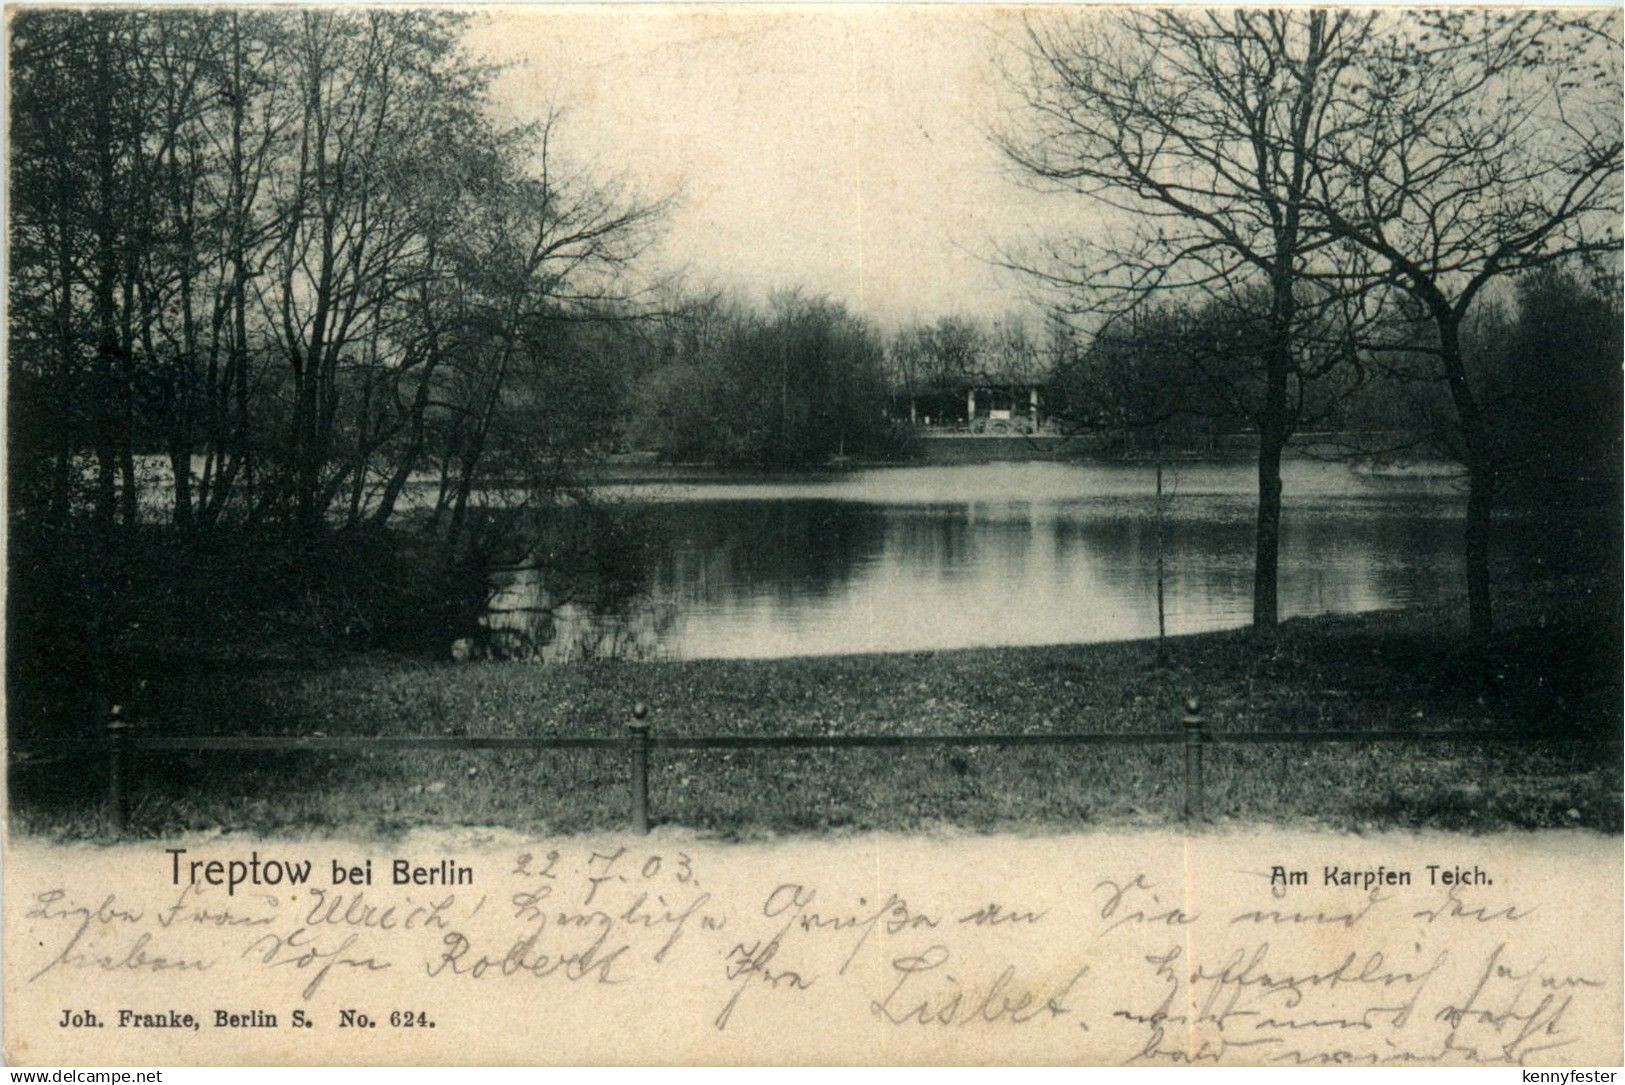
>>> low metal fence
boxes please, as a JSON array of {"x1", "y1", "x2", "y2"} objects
[{"x1": 94, "y1": 698, "x2": 1596, "y2": 835}]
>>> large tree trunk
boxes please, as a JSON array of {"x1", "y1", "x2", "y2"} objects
[
  {"x1": 170, "y1": 141, "x2": 200, "y2": 531},
  {"x1": 90, "y1": 28, "x2": 121, "y2": 541},
  {"x1": 1438, "y1": 315, "x2": 1495, "y2": 643},
  {"x1": 1250, "y1": 12, "x2": 1325, "y2": 633},
  {"x1": 1254, "y1": 265, "x2": 1297, "y2": 631},
  {"x1": 372, "y1": 362, "x2": 438, "y2": 528},
  {"x1": 1253, "y1": 404, "x2": 1286, "y2": 630},
  {"x1": 48, "y1": 204, "x2": 79, "y2": 531},
  {"x1": 117, "y1": 218, "x2": 142, "y2": 531},
  {"x1": 1464, "y1": 464, "x2": 1495, "y2": 643},
  {"x1": 47, "y1": 441, "x2": 74, "y2": 531},
  {"x1": 445, "y1": 454, "x2": 478, "y2": 554},
  {"x1": 170, "y1": 446, "x2": 194, "y2": 529}
]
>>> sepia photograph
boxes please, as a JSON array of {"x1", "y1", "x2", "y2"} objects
[{"x1": 3, "y1": 1, "x2": 1622, "y2": 1068}]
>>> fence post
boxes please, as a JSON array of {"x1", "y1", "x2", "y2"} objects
[
  {"x1": 628, "y1": 703, "x2": 650, "y2": 834},
  {"x1": 1181, "y1": 696, "x2": 1205, "y2": 823},
  {"x1": 106, "y1": 705, "x2": 130, "y2": 836}
]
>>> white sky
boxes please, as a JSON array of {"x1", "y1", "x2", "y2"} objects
[{"x1": 466, "y1": 6, "x2": 1066, "y2": 328}]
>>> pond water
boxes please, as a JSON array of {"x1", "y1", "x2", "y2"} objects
[{"x1": 487, "y1": 460, "x2": 1469, "y2": 662}]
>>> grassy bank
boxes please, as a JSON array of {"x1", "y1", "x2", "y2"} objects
[{"x1": 10, "y1": 548, "x2": 1619, "y2": 839}]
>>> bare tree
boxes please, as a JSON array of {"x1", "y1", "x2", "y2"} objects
[
  {"x1": 998, "y1": 9, "x2": 1374, "y2": 630},
  {"x1": 426, "y1": 114, "x2": 667, "y2": 550},
  {"x1": 1301, "y1": 10, "x2": 1623, "y2": 642},
  {"x1": 262, "y1": 12, "x2": 478, "y2": 532}
]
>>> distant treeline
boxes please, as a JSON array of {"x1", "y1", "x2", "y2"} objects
[
  {"x1": 621, "y1": 269, "x2": 1623, "y2": 501},
  {"x1": 624, "y1": 293, "x2": 908, "y2": 468},
  {"x1": 1048, "y1": 269, "x2": 1623, "y2": 505}
]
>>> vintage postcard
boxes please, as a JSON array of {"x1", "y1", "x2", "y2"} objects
[{"x1": 4, "y1": 2, "x2": 1622, "y2": 1068}]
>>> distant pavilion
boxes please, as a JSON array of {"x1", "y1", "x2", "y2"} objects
[{"x1": 895, "y1": 374, "x2": 1048, "y2": 434}]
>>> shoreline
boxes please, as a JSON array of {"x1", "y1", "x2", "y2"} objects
[
  {"x1": 587, "y1": 440, "x2": 1462, "y2": 482},
  {"x1": 11, "y1": 563, "x2": 1619, "y2": 840}
]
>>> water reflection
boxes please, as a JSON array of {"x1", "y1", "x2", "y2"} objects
[{"x1": 488, "y1": 461, "x2": 1468, "y2": 661}]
